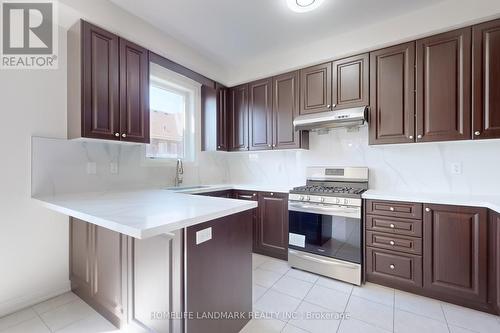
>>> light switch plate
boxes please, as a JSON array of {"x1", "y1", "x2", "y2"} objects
[
  {"x1": 196, "y1": 227, "x2": 212, "y2": 245},
  {"x1": 86, "y1": 162, "x2": 96, "y2": 175}
]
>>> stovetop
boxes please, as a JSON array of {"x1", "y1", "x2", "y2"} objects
[{"x1": 291, "y1": 185, "x2": 366, "y2": 197}]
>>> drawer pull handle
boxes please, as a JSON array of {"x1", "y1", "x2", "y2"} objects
[
  {"x1": 389, "y1": 207, "x2": 395, "y2": 211},
  {"x1": 425, "y1": 208, "x2": 431, "y2": 212},
  {"x1": 389, "y1": 240, "x2": 395, "y2": 246},
  {"x1": 389, "y1": 224, "x2": 395, "y2": 229},
  {"x1": 389, "y1": 264, "x2": 395, "y2": 270}
]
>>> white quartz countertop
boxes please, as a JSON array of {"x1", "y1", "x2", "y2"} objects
[
  {"x1": 34, "y1": 189, "x2": 257, "y2": 239},
  {"x1": 363, "y1": 190, "x2": 500, "y2": 213}
]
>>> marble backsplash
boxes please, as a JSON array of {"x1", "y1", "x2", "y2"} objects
[
  {"x1": 224, "y1": 126, "x2": 500, "y2": 196},
  {"x1": 31, "y1": 137, "x2": 229, "y2": 197},
  {"x1": 32, "y1": 127, "x2": 500, "y2": 197}
]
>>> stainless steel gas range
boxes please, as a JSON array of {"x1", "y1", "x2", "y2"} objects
[{"x1": 288, "y1": 167, "x2": 369, "y2": 286}]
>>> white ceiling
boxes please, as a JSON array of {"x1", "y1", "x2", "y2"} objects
[{"x1": 110, "y1": 0, "x2": 445, "y2": 80}]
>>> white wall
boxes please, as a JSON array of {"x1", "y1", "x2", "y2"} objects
[
  {"x1": 228, "y1": 0, "x2": 500, "y2": 85},
  {"x1": 0, "y1": 0, "x2": 227, "y2": 317},
  {"x1": 224, "y1": 127, "x2": 500, "y2": 196}
]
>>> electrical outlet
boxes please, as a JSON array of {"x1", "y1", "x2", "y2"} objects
[
  {"x1": 196, "y1": 227, "x2": 212, "y2": 245},
  {"x1": 86, "y1": 162, "x2": 96, "y2": 175},
  {"x1": 110, "y1": 162, "x2": 119, "y2": 174},
  {"x1": 451, "y1": 162, "x2": 462, "y2": 175}
]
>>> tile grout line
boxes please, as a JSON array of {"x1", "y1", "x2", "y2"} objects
[
  {"x1": 392, "y1": 289, "x2": 395, "y2": 333},
  {"x1": 439, "y1": 302, "x2": 452, "y2": 333},
  {"x1": 32, "y1": 308, "x2": 54, "y2": 333},
  {"x1": 336, "y1": 284, "x2": 354, "y2": 333}
]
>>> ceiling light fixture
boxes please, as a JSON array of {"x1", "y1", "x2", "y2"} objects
[{"x1": 286, "y1": 0, "x2": 325, "y2": 13}]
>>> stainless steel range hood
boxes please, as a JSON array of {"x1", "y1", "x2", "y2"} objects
[{"x1": 293, "y1": 106, "x2": 368, "y2": 132}]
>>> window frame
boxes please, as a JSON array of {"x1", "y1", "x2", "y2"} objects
[{"x1": 142, "y1": 63, "x2": 201, "y2": 166}]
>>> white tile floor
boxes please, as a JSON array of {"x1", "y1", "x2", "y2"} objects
[{"x1": 1, "y1": 254, "x2": 500, "y2": 333}]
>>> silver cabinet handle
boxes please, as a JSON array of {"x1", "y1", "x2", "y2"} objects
[
  {"x1": 389, "y1": 264, "x2": 395, "y2": 270},
  {"x1": 122, "y1": 133, "x2": 127, "y2": 138},
  {"x1": 475, "y1": 131, "x2": 481, "y2": 136},
  {"x1": 389, "y1": 240, "x2": 395, "y2": 246},
  {"x1": 390, "y1": 224, "x2": 395, "y2": 229},
  {"x1": 270, "y1": 192, "x2": 274, "y2": 196},
  {"x1": 253, "y1": 193, "x2": 257, "y2": 197},
  {"x1": 217, "y1": 145, "x2": 221, "y2": 149},
  {"x1": 327, "y1": 104, "x2": 331, "y2": 108},
  {"x1": 115, "y1": 133, "x2": 120, "y2": 137},
  {"x1": 268, "y1": 144, "x2": 272, "y2": 147},
  {"x1": 272, "y1": 144, "x2": 276, "y2": 148},
  {"x1": 409, "y1": 135, "x2": 414, "y2": 139},
  {"x1": 389, "y1": 207, "x2": 395, "y2": 211},
  {"x1": 417, "y1": 135, "x2": 422, "y2": 139},
  {"x1": 426, "y1": 208, "x2": 431, "y2": 212}
]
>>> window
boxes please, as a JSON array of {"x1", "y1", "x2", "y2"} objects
[{"x1": 146, "y1": 63, "x2": 198, "y2": 161}]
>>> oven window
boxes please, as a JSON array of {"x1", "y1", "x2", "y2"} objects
[{"x1": 289, "y1": 211, "x2": 361, "y2": 264}]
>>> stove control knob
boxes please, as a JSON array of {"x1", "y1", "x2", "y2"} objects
[
  {"x1": 306, "y1": 196, "x2": 311, "y2": 201},
  {"x1": 344, "y1": 198, "x2": 349, "y2": 205},
  {"x1": 299, "y1": 196, "x2": 304, "y2": 201},
  {"x1": 320, "y1": 197, "x2": 325, "y2": 203},
  {"x1": 336, "y1": 198, "x2": 341, "y2": 204}
]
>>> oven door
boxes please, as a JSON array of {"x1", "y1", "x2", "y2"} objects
[{"x1": 288, "y1": 201, "x2": 362, "y2": 264}]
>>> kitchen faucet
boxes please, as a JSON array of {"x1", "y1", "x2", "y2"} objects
[{"x1": 174, "y1": 159, "x2": 184, "y2": 187}]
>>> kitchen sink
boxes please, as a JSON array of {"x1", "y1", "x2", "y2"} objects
[{"x1": 164, "y1": 185, "x2": 211, "y2": 192}]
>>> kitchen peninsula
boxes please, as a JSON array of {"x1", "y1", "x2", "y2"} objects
[{"x1": 34, "y1": 188, "x2": 257, "y2": 333}]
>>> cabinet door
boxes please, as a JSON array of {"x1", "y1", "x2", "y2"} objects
[
  {"x1": 473, "y1": 19, "x2": 500, "y2": 140},
  {"x1": 369, "y1": 42, "x2": 415, "y2": 145},
  {"x1": 92, "y1": 226, "x2": 127, "y2": 324},
  {"x1": 416, "y1": 28, "x2": 472, "y2": 142},
  {"x1": 490, "y1": 211, "x2": 500, "y2": 314},
  {"x1": 70, "y1": 219, "x2": 92, "y2": 297},
  {"x1": 201, "y1": 85, "x2": 218, "y2": 151},
  {"x1": 81, "y1": 21, "x2": 120, "y2": 140},
  {"x1": 217, "y1": 86, "x2": 229, "y2": 150},
  {"x1": 300, "y1": 62, "x2": 332, "y2": 115},
  {"x1": 234, "y1": 191, "x2": 259, "y2": 252},
  {"x1": 423, "y1": 204, "x2": 487, "y2": 304},
  {"x1": 256, "y1": 192, "x2": 288, "y2": 260},
  {"x1": 119, "y1": 39, "x2": 150, "y2": 143},
  {"x1": 273, "y1": 71, "x2": 308, "y2": 149},
  {"x1": 249, "y1": 78, "x2": 273, "y2": 150},
  {"x1": 332, "y1": 53, "x2": 369, "y2": 110},
  {"x1": 229, "y1": 84, "x2": 249, "y2": 151}
]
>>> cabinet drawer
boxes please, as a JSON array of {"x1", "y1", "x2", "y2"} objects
[
  {"x1": 366, "y1": 231, "x2": 422, "y2": 255},
  {"x1": 366, "y1": 247, "x2": 422, "y2": 288},
  {"x1": 365, "y1": 200, "x2": 423, "y2": 219},
  {"x1": 366, "y1": 215, "x2": 422, "y2": 237}
]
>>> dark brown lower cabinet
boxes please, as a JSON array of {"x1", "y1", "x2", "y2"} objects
[
  {"x1": 233, "y1": 190, "x2": 259, "y2": 252},
  {"x1": 185, "y1": 211, "x2": 253, "y2": 333},
  {"x1": 255, "y1": 192, "x2": 289, "y2": 260},
  {"x1": 490, "y1": 211, "x2": 500, "y2": 313},
  {"x1": 423, "y1": 204, "x2": 488, "y2": 307}
]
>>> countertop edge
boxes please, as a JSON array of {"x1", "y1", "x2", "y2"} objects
[{"x1": 362, "y1": 191, "x2": 500, "y2": 214}]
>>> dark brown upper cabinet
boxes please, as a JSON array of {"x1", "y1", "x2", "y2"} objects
[
  {"x1": 424, "y1": 204, "x2": 488, "y2": 306},
  {"x1": 255, "y1": 192, "x2": 289, "y2": 260},
  {"x1": 249, "y1": 78, "x2": 273, "y2": 150},
  {"x1": 78, "y1": 21, "x2": 120, "y2": 141},
  {"x1": 300, "y1": 62, "x2": 332, "y2": 115},
  {"x1": 416, "y1": 28, "x2": 472, "y2": 143},
  {"x1": 217, "y1": 86, "x2": 229, "y2": 150},
  {"x1": 228, "y1": 84, "x2": 249, "y2": 151},
  {"x1": 369, "y1": 42, "x2": 416, "y2": 145},
  {"x1": 68, "y1": 20, "x2": 149, "y2": 143},
  {"x1": 119, "y1": 39, "x2": 149, "y2": 143},
  {"x1": 201, "y1": 83, "x2": 228, "y2": 151},
  {"x1": 473, "y1": 19, "x2": 500, "y2": 140},
  {"x1": 273, "y1": 71, "x2": 308, "y2": 149},
  {"x1": 332, "y1": 53, "x2": 369, "y2": 110}
]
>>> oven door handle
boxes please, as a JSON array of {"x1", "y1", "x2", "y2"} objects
[
  {"x1": 289, "y1": 250, "x2": 358, "y2": 269},
  {"x1": 288, "y1": 202, "x2": 361, "y2": 218}
]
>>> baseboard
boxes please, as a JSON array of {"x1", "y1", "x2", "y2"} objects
[{"x1": 0, "y1": 280, "x2": 71, "y2": 317}]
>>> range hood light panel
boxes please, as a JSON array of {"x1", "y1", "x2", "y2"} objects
[{"x1": 286, "y1": 0, "x2": 325, "y2": 13}]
